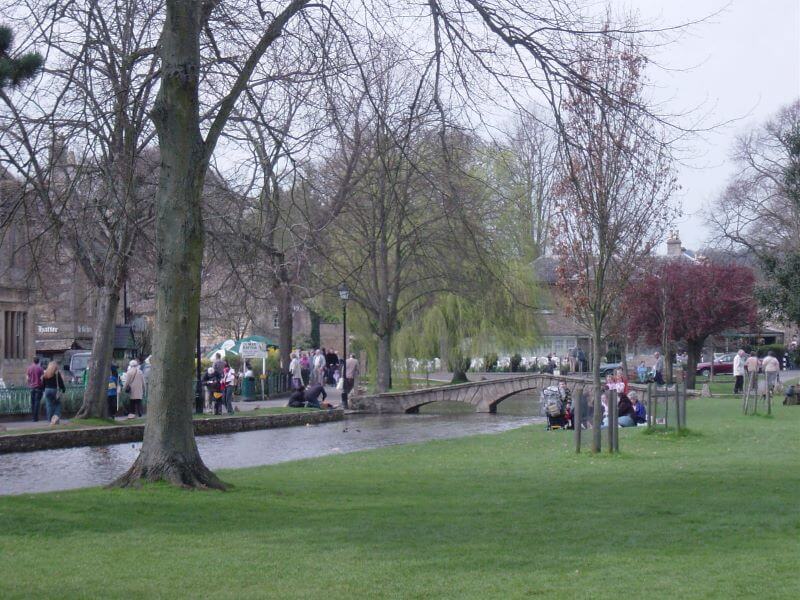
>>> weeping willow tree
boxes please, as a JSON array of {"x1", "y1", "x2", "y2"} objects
[{"x1": 395, "y1": 263, "x2": 539, "y2": 384}]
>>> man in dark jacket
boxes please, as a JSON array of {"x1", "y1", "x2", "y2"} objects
[
  {"x1": 287, "y1": 386, "x2": 307, "y2": 408},
  {"x1": 303, "y1": 383, "x2": 328, "y2": 408}
]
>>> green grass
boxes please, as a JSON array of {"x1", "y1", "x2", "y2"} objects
[
  {"x1": 0, "y1": 408, "x2": 310, "y2": 436},
  {"x1": 1, "y1": 398, "x2": 799, "y2": 598}
]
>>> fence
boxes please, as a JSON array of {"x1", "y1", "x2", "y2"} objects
[
  {"x1": 1, "y1": 372, "x2": 293, "y2": 417},
  {"x1": 643, "y1": 382, "x2": 687, "y2": 430},
  {"x1": 0, "y1": 385, "x2": 87, "y2": 417}
]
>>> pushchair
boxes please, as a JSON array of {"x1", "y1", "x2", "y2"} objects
[{"x1": 541, "y1": 386, "x2": 567, "y2": 430}]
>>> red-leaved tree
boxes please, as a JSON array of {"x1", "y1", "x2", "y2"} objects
[{"x1": 627, "y1": 259, "x2": 757, "y2": 389}]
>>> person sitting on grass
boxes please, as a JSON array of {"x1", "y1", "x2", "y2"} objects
[
  {"x1": 631, "y1": 392, "x2": 647, "y2": 425},
  {"x1": 617, "y1": 393, "x2": 637, "y2": 427}
]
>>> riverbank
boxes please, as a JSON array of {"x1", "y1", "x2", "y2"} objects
[
  {"x1": 1, "y1": 396, "x2": 798, "y2": 598},
  {"x1": 0, "y1": 408, "x2": 342, "y2": 453}
]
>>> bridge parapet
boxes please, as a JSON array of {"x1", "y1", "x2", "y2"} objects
[{"x1": 350, "y1": 373, "x2": 600, "y2": 414}]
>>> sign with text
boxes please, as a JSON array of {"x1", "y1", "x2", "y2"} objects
[{"x1": 239, "y1": 341, "x2": 267, "y2": 359}]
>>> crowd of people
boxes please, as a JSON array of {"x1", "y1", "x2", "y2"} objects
[
  {"x1": 287, "y1": 348, "x2": 360, "y2": 409},
  {"x1": 544, "y1": 368, "x2": 647, "y2": 431},
  {"x1": 22, "y1": 345, "x2": 360, "y2": 424},
  {"x1": 25, "y1": 356, "x2": 147, "y2": 424}
]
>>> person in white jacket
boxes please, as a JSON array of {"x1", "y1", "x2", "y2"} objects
[
  {"x1": 289, "y1": 353, "x2": 302, "y2": 389},
  {"x1": 312, "y1": 349, "x2": 326, "y2": 386},
  {"x1": 733, "y1": 349, "x2": 746, "y2": 394}
]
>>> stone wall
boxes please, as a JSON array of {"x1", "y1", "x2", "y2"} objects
[{"x1": 0, "y1": 409, "x2": 343, "y2": 454}]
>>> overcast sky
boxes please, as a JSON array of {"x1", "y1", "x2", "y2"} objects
[{"x1": 613, "y1": 0, "x2": 800, "y2": 251}]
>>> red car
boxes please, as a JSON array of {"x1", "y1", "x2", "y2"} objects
[{"x1": 695, "y1": 353, "x2": 735, "y2": 377}]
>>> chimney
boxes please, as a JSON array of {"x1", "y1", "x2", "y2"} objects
[{"x1": 666, "y1": 230, "x2": 682, "y2": 258}]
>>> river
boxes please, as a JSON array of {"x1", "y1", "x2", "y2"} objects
[{"x1": 0, "y1": 397, "x2": 543, "y2": 495}]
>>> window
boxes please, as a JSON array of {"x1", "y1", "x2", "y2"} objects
[
  {"x1": 4, "y1": 311, "x2": 27, "y2": 359},
  {"x1": 272, "y1": 313, "x2": 279, "y2": 329}
]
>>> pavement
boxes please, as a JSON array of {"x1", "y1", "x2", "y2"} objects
[
  {"x1": 1, "y1": 384, "x2": 347, "y2": 432},
  {"x1": 5, "y1": 370, "x2": 798, "y2": 432}
]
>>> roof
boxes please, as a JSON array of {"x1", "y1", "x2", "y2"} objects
[
  {"x1": 535, "y1": 310, "x2": 591, "y2": 337},
  {"x1": 35, "y1": 338, "x2": 90, "y2": 352},
  {"x1": 114, "y1": 325, "x2": 137, "y2": 350}
]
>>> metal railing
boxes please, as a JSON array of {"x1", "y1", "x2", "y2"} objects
[
  {"x1": 0, "y1": 385, "x2": 87, "y2": 416},
  {"x1": 1, "y1": 372, "x2": 293, "y2": 417}
]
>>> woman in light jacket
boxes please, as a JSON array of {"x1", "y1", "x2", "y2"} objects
[{"x1": 125, "y1": 359, "x2": 146, "y2": 418}]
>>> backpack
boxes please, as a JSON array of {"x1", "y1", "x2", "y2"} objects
[
  {"x1": 545, "y1": 397, "x2": 563, "y2": 417},
  {"x1": 541, "y1": 386, "x2": 563, "y2": 417}
]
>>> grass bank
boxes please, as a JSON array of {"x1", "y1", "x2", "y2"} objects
[{"x1": 1, "y1": 397, "x2": 798, "y2": 598}]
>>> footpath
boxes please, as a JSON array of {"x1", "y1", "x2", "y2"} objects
[{"x1": 1, "y1": 385, "x2": 346, "y2": 433}]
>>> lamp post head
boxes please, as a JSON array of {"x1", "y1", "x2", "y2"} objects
[{"x1": 338, "y1": 283, "x2": 350, "y2": 301}]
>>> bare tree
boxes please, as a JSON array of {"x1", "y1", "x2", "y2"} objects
[
  {"x1": 709, "y1": 101, "x2": 800, "y2": 329},
  {"x1": 82, "y1": 0, "x2": 688, "y2": 487},
  {"x1": 0, "y1": 0, "x2": 160, "y2": 418},
  {"x1": 312, "y1": 48, "x2": 504, "y2": 392},
  {"x1": 710, "y1": 101, "x2": 800, "y2": 257},
  {"x1": 493, "y1": 108, "x2": 560, "y2": 260},
  {"x1": 552, "y1": 29, "x2": 677, "y2": 453}
]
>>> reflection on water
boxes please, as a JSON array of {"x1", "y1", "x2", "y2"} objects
[{"x1": 0, "y1": 412, "x2": 542, "y2": 496}]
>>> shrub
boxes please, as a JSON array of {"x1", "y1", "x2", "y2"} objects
[
  {"x1": 510, "y1": 353, "x2": 522, "y2": 372},
  {"x1": 755, "y1": 343, "x2": 786, "y2": 358},
  {"x1": 483, "y1": 352, "x2": 498, "y2": 372}
]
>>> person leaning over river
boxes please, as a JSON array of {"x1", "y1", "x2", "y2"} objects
[{"x1": 42, "y1": 360, "x2": 66, "y2": 425}]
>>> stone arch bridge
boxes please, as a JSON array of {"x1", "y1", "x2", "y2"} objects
[{"x1": 349, "y1": 374, "x2": 599, "y2": 414}]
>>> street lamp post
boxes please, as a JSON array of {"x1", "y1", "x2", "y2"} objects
[{"x1": 339, "y1": 283, "x2": 350, "y2": 409}]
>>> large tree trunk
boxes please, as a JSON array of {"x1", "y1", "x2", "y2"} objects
[
  {"x1": 77, "y1": 285, "x2": 122, "y2": 419},
  {"x1": 376, "y1": 332, "x2": 392, "y2": 393},
  {"x1": 114, "y1": 1, "x2": 223, "y2": 489},
  {"x1": 592, "y1": 322, "x2": 602, "y2": 453},
  {"x1": 685, "y1": 338, "x2": 704, "y2": 390},
  {"x1": 276, "y1": 284, "x2": 293, "y2": 373}
]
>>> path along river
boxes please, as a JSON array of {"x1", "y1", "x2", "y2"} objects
[{"x1": 0, "y1": 396, "x2": 543, "y2": 495}]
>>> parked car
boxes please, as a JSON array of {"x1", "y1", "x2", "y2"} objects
[
  {"x1": 63, "y1": 350, "x2": 92, "y2": 383},
  {"x1": 599, "y1": 362, "x2": 622, "y2": 377},
  {"x1": 696, "y1": 353, "x2": 735, "y2": 377}
]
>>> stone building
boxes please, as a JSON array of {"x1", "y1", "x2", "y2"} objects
[{"x1": 0, "y1": 174, "x2": 35, "y2": 384}]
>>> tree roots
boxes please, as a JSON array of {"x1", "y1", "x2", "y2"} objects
[{"x1": 110, "y1": 454, "x2": 228, "y2": 490}]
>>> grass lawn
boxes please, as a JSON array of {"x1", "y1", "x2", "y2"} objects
[
  {"x1": 1, "y1": 397, "x2": 799, "y2": 598},
  {"x1": 0, "y1": 407, "x2": 311, "y2": 437}
]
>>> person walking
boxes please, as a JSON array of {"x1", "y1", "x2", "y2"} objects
[
  {"x1": 761, "y1": 350, "x2": 781, "y2": 394},
  {"x1": 325, "y1": 348, "x2": 339, "y2": 385},
  {"x1": 744, "y1": 351, "x2": 759, "y2": 394},
  {"x1": 300, "y1": 351, "x2": 311, "y2": 385},
  {"x1": 222, "y1": 363, "x2": 236, "y2": 415},
  {"x1": 312, "y1": 349, "x2": 326, "y2": 386},
  {"x1": 124, "y1": 359, "x2": 145, "y2": 418},
  {"x1": 26, "y1": 356, "x2": 45, "y2": 422},
  {"x1": 42, "y1": 360, "x2": 66, "y2": 425},
  {"x1": 289, "y1": 352, "x2": 302, "y2": 389},
  {"x1": 212, "y1": 352, "x2": 225, "y2": 378},
  {"x1": 344, "y1": 353, "x2": 360, "y2": 398},
  {"x1": 733, "y1": 349, "x2": 746, "y2": 394},
  {"x1": 107, "y1": 364, "x2": 120, "y2": 418},
  {"x1": 653, "y1": 352, "x2": 664, "y2": 385}
]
